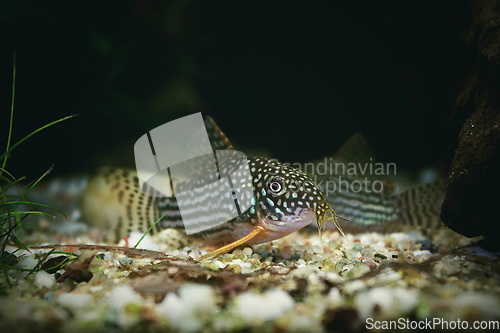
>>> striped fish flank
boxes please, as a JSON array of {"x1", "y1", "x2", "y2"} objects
[{"x1": 308, "y1": 133, "x2": 446, "y2": 231}]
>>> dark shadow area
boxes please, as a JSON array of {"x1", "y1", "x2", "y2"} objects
[{"x1": 0, "y1": 0, "x2": 473, "y2": 181}]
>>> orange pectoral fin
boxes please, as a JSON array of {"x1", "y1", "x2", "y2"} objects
[{"x1": 197, "y1": 226, "x2": 264, "y2": 261}]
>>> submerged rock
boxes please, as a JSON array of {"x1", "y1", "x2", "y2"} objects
[{"x1": 441, "y1": 0, "x2": 500, "y2": 240}]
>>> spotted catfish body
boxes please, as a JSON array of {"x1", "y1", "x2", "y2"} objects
[
  {"x1": 79, "y1": 117, "x2": 337, "y2": 245},
  {"x1": 80, "y1": 116, "x2": 445, "y2": 247},
  {"x1": 160, "y1": 157, "x2": 335, "y2": 246}
]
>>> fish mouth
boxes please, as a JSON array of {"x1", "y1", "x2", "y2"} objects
[{"x1": 257, "y1": 208, "x2": 316, "y2": 235}]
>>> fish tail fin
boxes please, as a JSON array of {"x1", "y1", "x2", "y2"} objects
[
  {"x1": 79, "y1": 167, "x2": 161, "y2": 243},
  {"x1": 392, "y1": 180, "x2": 446, "y2": 229}
]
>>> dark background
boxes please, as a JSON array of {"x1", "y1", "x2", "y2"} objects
[{"x1": 0, "y1": 0, "x2": 474, "y2": 181}]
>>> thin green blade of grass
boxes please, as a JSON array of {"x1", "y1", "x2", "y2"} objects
[
  {"x1": 133, "y1": 212, "x2": 168, "y2": 249},
  {"x1": 50, "y1": 251, "x2": 80, "y2": 256},
  {"x1": 0, "y1": 221, "x2": 42, "y2": 240},
  {"x1": 1, "y1": 222, "x2": 42, "y2": 234},
  {"x1": 1, "y1": 242, "x2": 36, "y2": 257},
  {"x1": 38, "y1": 257, "x2": 78, "y2": 273},
  {"x1": 16, "y1": 166, "x2": 53, "y2": 204},
  {"x1": 0, "y1": 114, "x2": 78, "y2": 162},
  {"x1": 0, "y1": 220, "x2": 23, "y2": 253},
  {"x1": 0, "y1": 264, "x2": 10, "y2": 287},
  {"x1": 0, "y1": 177, "x2": 26, "y2": 196},
  {"x1": 1, "y1": 211, "x2": 56, "y2": 219},
  {"x1": 0, "y1": 242, "x2": 36, "y2": 266},
  {"x1": 29, "y1": 249, "x2": 56, "y2": 276},
  {"x1": 0, "y1": 201, "x2": 67, "y2": 217},
  {"x1": 3, "y1": 166, "x2": 67, "y2": 219},
  {"x1": 0, "y1": 51, "x2": 16, "y2": 180},
  {"x1": 0, "y1": 240, "x2": 36, "y2": 287},
  {"x1": 1, "y1": 194, "x2": 19, "y2": 199},
  {"x1": 0, "y1": 168, "x2": 16, "y2": 182},
  {"x1": 1, "y1": 264, "x2": 48, "y2": 272},
  {"x1": 0, "y1": 51, "x2": 78, "y2": 288}
]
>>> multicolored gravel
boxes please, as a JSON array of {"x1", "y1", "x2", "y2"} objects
[{"x1": 2, "y1": 224, "x2": 500, "y2": 332}]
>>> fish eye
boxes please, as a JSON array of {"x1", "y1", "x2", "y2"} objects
[{"x1": 267, "y1": 177, "x2": 286, "y2": 195}]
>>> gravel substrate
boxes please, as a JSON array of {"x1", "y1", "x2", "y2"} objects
[{"x1": 2, "y1": 224, "x2": 500, "y2": 332}]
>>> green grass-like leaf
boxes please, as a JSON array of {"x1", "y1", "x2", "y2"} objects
[
  {"x1": 0, "y1": 51, "x2": 79, "y2": 290},
  {"x1": 0, "y1": 51, "x2": 16, "y2": 180},
  {"x1": 133, "y1": 212, "x2": 168, "y2": 249},
  {"x1": 0, "y1": 114, "x2": 78, "y2": 163}
]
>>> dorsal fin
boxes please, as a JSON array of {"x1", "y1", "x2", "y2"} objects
[
  {"x1": 204, "y1": 115, "x2": 234, "y2": 150},
  {"x1": 334, "y1": 133, "x2": 376, "y2": 164}
]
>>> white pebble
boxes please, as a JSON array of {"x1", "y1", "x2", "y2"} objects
[
  {"x1": 390, "y1": 233, "x2": 410, "y2": 243},
  {"x1": 106, "y1": 284, "x2": 142, "y2": 311},
  {"x1": 352, "y1": 251, "x2": 363, "y2": 258},
  {"x1": 453, "y1": 292, "x2": 500, "y2": 320},
  {"x1": 413, "y1": 250, "x2": 432, "y2": 257},
  {"x1": 296, "y1": 259, "x2": 306, "y2": 266},
  {"x1": 359, "y1": 235, "x2": 372, "y2": 246},
  {"x1": 311, "y1": 254, "x2": 322, "y2": 262},
  {"x1": 291, "y1": 265, "x2": 321, "y2": 279},
  {"x1": 128, "y1": 232, "x2": 159, "y2": 251},
  {"x1": 179, "y1": 284, "x2": 216, "y2": 310},
  {"x1": 308, "y1": 273, "x2": 321, "y2": 285},
  {"x1": 58, "y1": 293, "x2": 93, "y2": 309},
  {"x1": 325, "y1": 272, "x2": 345, "y2": 284},
  {"x1": 16, "y1": 256, "x2": 38, "y2": 270},
  {"x1": 89, "y1": 286, "x2": 103, "y2": 293},
  {"x1": 290, "y1": 315, "x2": 315, "y2": 331},
  {"x1": 343, "y1": 280, "x2": 366, "y2": 294},
  {"x1": 356, "y1": 287, "x2": 418, "y2": 319},
  {"x1": 213, "y1": 260, "x2": 227, "y2": 269},
  {"x1": 236, "y1": 289, "x2": 295, "y2": 322},
  {"x1": 159, "y1": 292, "x2": 183, "y2": 323},
  {"x1": 34, "y1": 271, "x2": 55, "y2": 289},
  {"x1": 327, "y1": 287, "x2": 342, "y2": 305},
  {"x1": 157, "y1": 284, "x2": 217, "y2": 332},
  {"x1": 242, "y1": 247, "x2": 253, "y2": 256},
  {"x1": 228, "y1": 259, "x2": 251, "y2": 268}
]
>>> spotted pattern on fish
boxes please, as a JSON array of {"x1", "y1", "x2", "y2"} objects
[
  {"x1": 81, "y1": 155, "x2": 333, "y2": 245},
  {"x1": 170, "y1": 156, "x2": 334, "y2": 246}
]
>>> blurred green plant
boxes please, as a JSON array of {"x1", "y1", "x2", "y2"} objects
[
  {"x1": 133, "y1": 212, "x2": 168, "y2": 249},
  {"x1": 0, "y1": 51, "x2": 78, "y2": 291}
]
